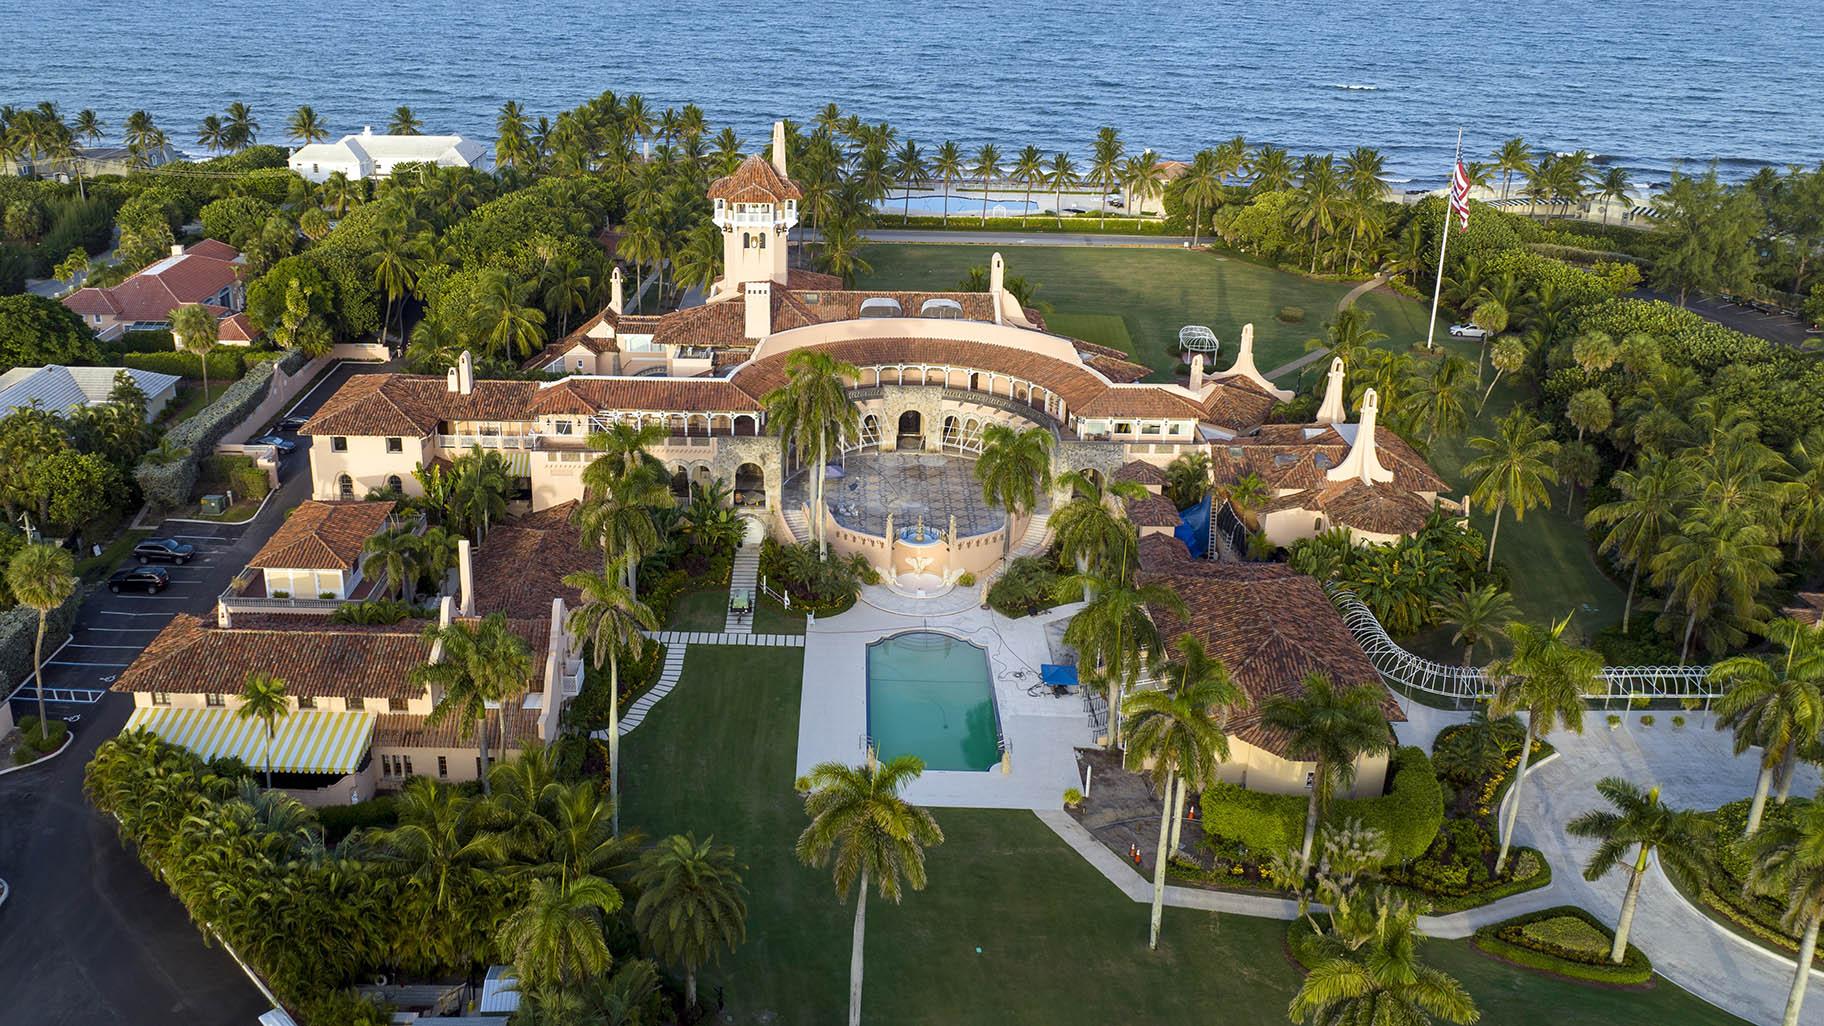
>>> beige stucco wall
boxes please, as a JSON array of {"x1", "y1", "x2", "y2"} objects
[
  {"x1": 1210, "y1": 735, "x2": 1390, "y2": 800},
  {"x1": 131, "y1": 689, "x2": 434, "y2": 717},
  {"x1": 309, "y1": 435, "x2": 432, "y2": 500}
]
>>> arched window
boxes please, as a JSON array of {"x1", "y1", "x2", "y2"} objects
[
  {"x1": 338, "y1": 474, "x2": 354, "y2": 500},
  {"x1": 742, "y1": 232, "x2": 752, "y2": 250},
  {"x1": 386, "y1": 475, "x2": 403, "y2": 493},
  {"x1": 757, "y1": 233, "x2": 766, "y2": 250}
]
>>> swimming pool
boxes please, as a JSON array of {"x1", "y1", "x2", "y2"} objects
[{"x1": 866, "y1": 632, "x2": 1001, "y2": 772}]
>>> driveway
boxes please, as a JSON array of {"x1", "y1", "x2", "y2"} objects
[
  {"x1": 0, "y1": 358, "x2": 384, "y2": 1026},
  {"x1": 1398, "y1": 695, "x2": 1824, "y2": 1026},
  {"x1": 1633, "y1": 288, "x2": 1818, "y2": 349}
]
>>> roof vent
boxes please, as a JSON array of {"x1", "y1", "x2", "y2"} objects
[
  {"x1": 1273, "y1": 453, "x2": 1299, "y2": 468},
  {"x1": 919, "y1": 298, "x2": 964, "y2": 319},
  {"x1": 858, "y1": 297, "x2": 903, "y2": 319},
  {"x1": 802, "y1": 293, "x2": 821, "y2": 305}
]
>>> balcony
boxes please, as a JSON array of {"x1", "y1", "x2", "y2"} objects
[{"x1": 436, "y1": 433, "x2": 539, "y2": 450}]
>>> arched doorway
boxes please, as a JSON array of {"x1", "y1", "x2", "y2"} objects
[
  {"x1": 897, "y1": 410, "x2": 923, "y2": 451},
  {"x1": 734, "y1": 462, "x2": 765, "y2": 506},
  {"x1": 670, "y1": 465, "x2": 691, "y2": 500}
]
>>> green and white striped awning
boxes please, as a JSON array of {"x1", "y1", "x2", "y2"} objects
[{"x1": 125, "y1": 706, "x2": 376, "y2": 774}]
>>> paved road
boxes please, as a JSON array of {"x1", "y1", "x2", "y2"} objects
[
  {"x1": 0, "y1": 359, "x2": 381, "y2": 1026},
  {"x1": 1634, "y1": 288, "x2": 1818, "y2": 349}
]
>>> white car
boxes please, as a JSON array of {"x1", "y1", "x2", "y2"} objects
[{"x1": 1447, "y1": 323, "x2": 1488, "y2": 340}]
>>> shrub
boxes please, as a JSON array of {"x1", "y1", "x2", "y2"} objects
[
  {"x1": 1607, "y1": 713, "x2": 1622, "y2": 728},
  {"x1": 987, "y1": 555, "x2": 1063, "y2": 617},
  {"x1": 313, "y1": 796, "x2": 399, "y2": 842},
  {"x1": 1063, "y1": 787, "x2": 1084, "y2": 809},
  {"x1": 1639, "y1": 714, "x2": 1655, "y2": 727},
  {"x1": 123, "y1": 348, "x2": 245, "y2": 380},
  {"x1": 13, "y1": 716, "x2": 70, "y2": 762},
  {"x1": 562, "y1": 642, "x2": 668, "y2": 733},
  {"x1": 134, "y1": 349, "x2": 307, "y2": 511},
  {"x1": 1200, "y1": 747, "x2": 1442, "y2": 864},
  {"x1": 957, "y1": 570, "x2": 976, "y2": 587},
  {"x1": 0, "y1": 584, "x2": 87, "y2": 696},
  {"x1": 1673, "y1": 715, "x2": 1686, "y2": 729},
  {"x1": 1276, "y1": 305, "x2": 1304, "y2": 323},
  {"x1": 1473, "y1": 905, "x2": 1652, "y2": 985},
  {"x1": 199, "y1": 454, "x2": 270, "y2": 501},
  {"x1": 0, "y1": 293, "x2": 103, "y2": 372}
]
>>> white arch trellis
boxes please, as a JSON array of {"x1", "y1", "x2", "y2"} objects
[
  {"x1": 1328, "y1": 586, "x2": 1718, "y2": 705},
  {"x1": 1179, "y1": 325, "x2": 1220, "y2": 355}
]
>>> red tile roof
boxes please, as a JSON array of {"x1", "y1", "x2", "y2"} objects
[
  {"x1": 1211, "y1": 425, "x2": 1447, "y2": 493},
  {"x1": 248, "y1": 500, "x2": 397, "y2": 571},
  {"x1": 707, "y1": 155, "x2": 803, "y2": 203},
  {"x1": 114, "y1": 614, "x2": 431, "y2": 700},
  {"x1": 301, "y1": 375, "x2": 539, "y2": 436},
  {"x1": 730, "y1": 336, "x2": 1110, "y2": 410},
  {"x1": 1124, "y1": 493, "x2": 1183, "y2": 528},
  {"x1": 1137, "y1": 561, "x2": 1400, "y2": 758},
  {"x1": 61, "y1": 243, "x2": 242, "y2": 324},
  {"x1": 1113, "y1": 460, "x2": 1168, "y2": 487},
  {"x1": 1259, "y1": 480, "x2": 1437, "y2": 536},
  {"x1": 217, "y1": 312, "x2": 259, "y2": 343},
  {"x1": 472, "y1": 502, "x2": 599, "y2": 620},
  {"x1": 523, "y1": 377, "x2": 763, "y2": 416},
  {"x1": 1785, "y1": 593, "x2": 1824, "y2": 627}
]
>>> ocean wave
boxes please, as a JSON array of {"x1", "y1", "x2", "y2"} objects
[{"x1": 1328, "y1": 83, "x2": 1380, "y2": 91}]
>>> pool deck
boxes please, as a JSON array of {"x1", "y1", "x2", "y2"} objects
[{"x1": 796, "y1": 598, "x2": 1095, "y2": 810}]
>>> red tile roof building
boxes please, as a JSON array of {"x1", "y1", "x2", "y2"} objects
[{"x1": 62, "y1": 242, "x2": 247, "y2": 341}]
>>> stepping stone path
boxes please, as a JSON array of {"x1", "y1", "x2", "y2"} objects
[{"x1": 597, "y1": 630, "x2": 805, "y2": 740}]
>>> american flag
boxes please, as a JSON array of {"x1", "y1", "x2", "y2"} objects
[{"x1": 1449, "y1": 161, "x2": 1472, "y2": 229}]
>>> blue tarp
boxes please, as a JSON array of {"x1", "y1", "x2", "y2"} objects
[
  {"x1": 1175, "y1": 494, "x2": 1211, "y2": 559},
  {"x1": 1040, "y1": 664, "x2": 1079, "y2": 687}
]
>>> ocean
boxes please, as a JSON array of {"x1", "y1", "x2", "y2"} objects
[{"x1": 4, "y1": 0, "x2": 1820, "y2": 188}]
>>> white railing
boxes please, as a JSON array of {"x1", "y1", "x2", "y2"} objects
[
  {"x1": 1328, "y1": 585, "x2": 1718, "y2": 704},
  {"x1": 437, "y1": 434, "x2": 537, "y2": 450}
]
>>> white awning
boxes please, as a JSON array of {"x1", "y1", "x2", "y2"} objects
[{"x1": 125, "y1": 706, "x2": 375, "y2": 774}]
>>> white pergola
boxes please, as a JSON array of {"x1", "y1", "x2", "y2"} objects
[{"x1": 1178, "y1": 325, "x2": 1220, "y2": 355}]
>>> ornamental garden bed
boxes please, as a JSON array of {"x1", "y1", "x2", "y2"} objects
[
  {"x1": 1669, "y1": 797, "x2": 1824, "y2": 968},
  {"x1": 1472, "y1": 906, "x2": 1654, "y2": 986}
]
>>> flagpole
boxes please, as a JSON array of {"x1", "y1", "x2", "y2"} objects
[{"x1": 1423, "y1": 128, "x2": 1464, "y2": 352}]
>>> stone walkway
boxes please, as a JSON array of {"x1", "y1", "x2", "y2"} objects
[
  {"x1": 647, "y1": 630, "x2": 805, "y2": 648},
  {"x1": 609, "y1": 644, "x2": 689, "y2": 737},
  {"x1": 724, "y1": 542, "x2": 761, "y2": 634}
]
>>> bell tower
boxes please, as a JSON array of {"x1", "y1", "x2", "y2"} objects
[{"x1": 707, "y1": 121, "x2": 801, "y2": 300}]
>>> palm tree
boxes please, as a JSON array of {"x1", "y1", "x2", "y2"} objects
[
  {"x1": 563, "y1": 557, "x2": 656, "y2": 838},
  {"x1": 72, "y1": 108, "x2": 102, "y2": 146},
  {"x1": 1260, "y1": 673, "x2": 1394, "y2": 870},
  {"x1": 1248, "y1": 144, "x2": 1294, "y2": 193},
  {"x1": 1122, "y1": 636, "x2": 1245, "y2": 948},
  {"x1": 1090, "y1": 127, "x2": 1124, "y2": 226},
  {"x1": 1493, "y1": 137, "x2": 1532, "y2": 201},
  {"x1": 362, "y1": 527, "x2": 422, "y2": 602},
  {"x1": 971, "y1": 143, "x2": 1003, "y2": 225},
  {"x1": 235, "y1": 671, "x2": 290, "y2": 789},
  {"x1": 195, "y1": 115, "x2": 227, "y2": 154},
  {"x1": 1488, "y1": 615, "x2": 1603, "y2": 874},
  {"x1": 1292, "y1": 155, "x2": 1347, "y2": 273},
  {"x1": 541, "y1": 255, "x2": 590, "y2": 338},
  {"x1": 1748, "y1": 800, "x2": 1824, "y2": 1026},
  {"x1": 1463, "y1": 411, "x2": 1559, "y2": 571},
  {"x1": 1290, "y1": 896, "x2": 1478, "y2": 1026},
  {"x1": 1179, "y1": 149, "x2": 1223, "y2": 247},
  {"x1": 1652, "y1": 507, "x2": 1781, "y2": 663},
  {"x1": 1432, "y1": 584, "x2": 1517, "y2": 666},
  {"x1": 1585, "y1": 454, "x2": 1692, "y2": 634},
  {"x1": 1050, "y1": 470, "x2": 1148, "y2": 580},
  {"x1": 762, "y1": 350, "x2": 859, "y2": 559},
  {"x1": 889, "y1": 139, "x2": 927, "y2": 223},
  {"x1": 1045, "y1": 151, "x2": 1079, "y2": 228},
  {"x1": 930, "y1": 141, "x2": 963, "y2": 226},
  {"x1": 287, "y1": 105, "x2": 329, "y2": 144},
  {"x1": 1406, "y1": 354, "x2": 1475, "y2": 445},
  {"x1": 413, "y1": 614, "x2": 533, "y2": 795},
  {"x1": 368, "y1": 222, "x2": 427, "y2": 344},
  {"x1": 1712, "y1": 621, "x2": 1824, "y2": 834},
  {"x1": 470, "y1": 268, "x2": 546, "y2": 361},
  {"x1": 7, "y1": 542, "x2": 75, "y2": 729},
  {"x1": 974, "y1": 425, "x2": 1052, "y2": 558},
  {"x1": 1123, "y1": 149, "x2": 1168, "y2": 218},
  {"x1": 168, "y1": 303, "x2": 219, "y2": 402},
  {"x1": 818, "y1": 217, "x2": 871, "y2": 286},
  {"x1": 632, "y1": 833, "x2": 748, "y2": 1009},
  {"x1": 388, "y1": 106, "x2": 422, "y2": 135},
  {"x1": 220, "y1": 102, "x2": 257, "y2": 149},
  {"x1": 1567, "y1": 777, "x2": 1713, "y2": 963},
  {"x1": 497, "y1": 875, "x2": 622, "y2": 993},
  {"x1": 1598, "y1": 166, "x2": 1633, "y2": 224},
  {"x1": 1010, "y1": 145, "x2": 1045, "y2": 228},
  {"x1": 795, "y1": 756, "x2": 944, "y2": 1026}
]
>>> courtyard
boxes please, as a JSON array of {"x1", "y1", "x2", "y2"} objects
[{"x1": 783, "y1": 451, "x2": 1006, "y2": 537}]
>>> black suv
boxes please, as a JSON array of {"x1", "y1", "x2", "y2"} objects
[
  {"x1": 108, "y1": 567, "x2": 170, "y2": 594},
  {"x1": 133, "y1": 538, "x2": 196, "y2": 565}
]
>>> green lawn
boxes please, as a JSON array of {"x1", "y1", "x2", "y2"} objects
[
  {"x1": 666, "y1": 588, "x2": 731, "y2": 631},
  {"x1": 858, "y1": 244, "x2": 1440, "y2": 378},
  {"x1": 619, "y1": 646, "x2": 1742, "y2": 1025}
]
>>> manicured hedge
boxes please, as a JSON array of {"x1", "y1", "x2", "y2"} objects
[
  {"x1": 123, "y1": 348, "x2": 245, "y2": 380},
  {"x1": 133, "y1": 349, "x2": 307, "y2": 511},
  {"x1": 0, "y1": 583, "x2": 89, "y2": 695},
  {"x1": 1473, "y1": 905, "x2": 1652, "y2": 985},
  {"x1": 1200, "y1": 746, "x2": 1444, "y2": 864},
  {"x1": 314, "y1": 795, "x2": 399, "y2": 842}
]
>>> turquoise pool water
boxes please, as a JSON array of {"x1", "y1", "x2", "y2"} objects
[{"x1": 866, "y1": 632, "x2": 1000, "y2": 772}]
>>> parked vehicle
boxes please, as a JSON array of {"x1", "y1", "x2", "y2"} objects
[
  {"x1": 133, "y1": 538, "x2": 195, "y2": 565},
  {"x1": 278, "y1": 415, "x2": 309, "y2": 431},
  {"x1": 252, "y1": 434, "x2": 297, "y2": 454},
  {"x1": 1447, "y1": 323, "x2": 1489, "y2": 340},
  {"x1": 108, "y1": 567, "x2": 170, "y2": 594}
]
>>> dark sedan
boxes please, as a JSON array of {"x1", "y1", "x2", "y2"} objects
[
  {"x1": 252, "y1": 434, "x2": 297, "y2": 455},
  {"x1": 133, "y1": 538, "x2": 195, "y2": 564},
  {"x1": 108, "y1": 567, "x2": 170, "y2": 594}
]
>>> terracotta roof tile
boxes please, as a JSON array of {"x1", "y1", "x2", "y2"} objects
[
  {"x1": 1785, "y1": 593, "x2": 1824, "y2": 627},
  {"x1": 1137, "y1": 533, "x2": 1194, "y2": 569},
  {"x1": 248, "y1": 500, "x2": 397, "y2": 570},
  {"x1": 786, "y1": 268, "x2": 844, "y2": 290},
  {"x1": 1211, "y1": 425, "x2": 1446, "y2": 493},
  {"x1": 1113, "y1": 460, "x2": 1168, "y2": 486},
  {"x1": 1124, "y1": 493, "x2": 1183, "y2": 527},
  {"x1": 114, "y1": 614, "x2": 430, "y2": 701},
  {"x1": 731, "y1": 336, "x2": 1110, "y2": 410},
  {"x1": 523, "y1": 377, "x2": 763, "y2": 416},
  {"x1": 375, "y1": 707, "x2": 542, "y2": 751},
  {"x1": 473, "y1": 502, "x2": 599, "y2": 620},
  {"x1": 301, "y1": 375, "x2": 539, "y2": 436},
  {"x1": 1137, "y1": 562, "x2": 1400, "y2": 758},
  {"x1": 1076, "y1": 386, "x2": 1204, "y2": 420},
  {"x1": 1260, "y1": 480, "x2": 1436, "y2": 536},
  {"x1": 61, "y1": 243, "x2": 242, "y2": 324},
  {"x1": 707, "y1": 155, "x2": 803, "y2": 203}
]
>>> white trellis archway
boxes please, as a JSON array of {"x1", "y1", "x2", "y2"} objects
[
  {"x1": 1329, "y1": 586, "x2": 1719, "y2": 706},
  {"x1": 1179, "y1": 325, "x2": 1221, "y2": 356}
]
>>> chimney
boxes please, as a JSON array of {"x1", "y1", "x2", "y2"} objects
[
  {"x1": 1316, "y1": 357, "x2": 1348, "y2": 425},
  {"x1": 770, "y1": 120, "x2": 788, "y2": 179},
  {"x1": 437, "y1": 595, "x2": 452, "y2": 628},
  {"x1": 1327, "y1": 387, "x2": 1395, "y2": 486},
  {"x1": 745, "y1": 280, "x2": 772, "y2": 339},
  {"x1": 458, "y1": 538, "x2": 475, "y2": 616},
  {"x1": 170, "y1": 243, "x2": 185, "y2": 257},
  {"x1": 457, "y1": 350, "x2": 474, "y2": 395},
  {"x1": 1189, "y1": 353, "x2": 1205, "y2": 391},
  {"x1": 609, "y1": 266, "x2": 624, "y2": 316},
  {"x1": 989, "y1": 252, "x2": 1007, "y2": 325},
  {"x1": 362, "y1": 125, "x2": 373, "y2": 137}
]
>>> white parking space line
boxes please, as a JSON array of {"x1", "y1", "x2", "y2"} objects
[
  {"x1": 65, "y1": 643, "x2": 144, "y2": 649},
  {"x1": 48, "y1": 660, "x2": 132, "y2": 668},
  {"x1": 94, "y1": 610, "x2": 173, "y2": 617}
]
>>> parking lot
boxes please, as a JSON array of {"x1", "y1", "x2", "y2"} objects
[{"x1": 0, "y1": 359, "x2": 384, "y2": 1026}]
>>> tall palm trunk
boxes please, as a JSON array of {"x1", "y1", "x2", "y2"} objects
[
  {"x1": 610, "y1": 648, "x2": 622, "y2": 837},
  {"x1": 33, "y1": 610, "x2": 48, "y2": 728},
  {"x1": 1167, "y1": 774, "x2": 1188, "y2": 858},
  {"x1": 1680, "y1": 612, "x2": 1697, "y2": 664},
  {"x1": 941, "y1": 178, "x2": 950, "y2": 225},
  {"x1": 1484, "y1": 502, "x2": 1505, "y2": 572},
  {"x1": 1495, "y1": 729, "x2": 1534, "y2": 874},
  {"x1": 477, "y1": 710, "x2": 492, "y2": 795},
  {"x1": 1299, "y1": 776, "x2": 1321, "y2": 871},
  {"x1": 849, "y1": 867, "x2": 869, "y2": 1026},
  {"x1": 903, "y1": 187, "x2": 912, "y2": 224},
  {"x1": 685, "y1": 965, "x2": 698, "y2": 1010},
  {"x1": 1784, "y1": 913, "x2": 1821, "y2": 1026},
  {"x1": 265, "y1": 723, "x2": 275, "y2": 789},
  {"x1": 1148, "y1": 769, "x2": 1175, "y2": 949},
  {"x1": 1611, "y1": 849, "x2": 1647, "y2": 963},
  {"x1": 1622, "y1": 562, "x2": 1641, "y2": 633},
  {"x1": 1746, "y1": 761, "x2": 1774, "y2": 835},
  {"x1": 815, "y1": 433, "x2": 829, "y2": 560}
]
